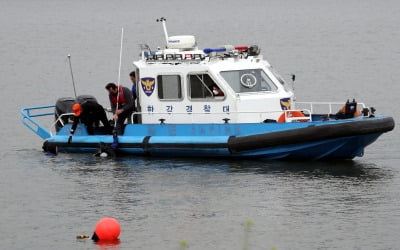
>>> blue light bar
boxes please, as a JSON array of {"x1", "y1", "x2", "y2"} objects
[{"x1": 203, "y1": 47, "x2": 227, "y2": 54}]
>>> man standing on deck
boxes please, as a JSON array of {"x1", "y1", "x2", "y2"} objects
[{"x1": 105, "y1": 82, "x2": 134, "y2": 134}]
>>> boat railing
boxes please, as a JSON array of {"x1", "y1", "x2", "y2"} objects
[
  {"x1": 294, "y1": 101, "x2": 366, "y2": 116},
  {"x1": 21, "y1": 105, "x2": 77, "y2": 138},
  {"x1": 50, "y1": 112, "x2": 75, "y2": 135},
  {"x1": 21, "y1": 103, "x2": 338, "y2": 140},
  {"x1": 21, "y1": 105, "x2": 55, "y2": 139},
  {"x1": 280, "y1": 109, "x2": 312, "y2": 122},
  {"x1": 128, "y1": 109, "x2": 313, "y2": 124}
]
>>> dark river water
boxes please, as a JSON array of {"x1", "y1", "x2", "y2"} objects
[{"x1": 1, "y1": 0, "x2": 400, "y2": 249}]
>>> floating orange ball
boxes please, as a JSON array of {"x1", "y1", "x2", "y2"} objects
[{"x1": 92, "y1": 217, "x2": 121, "y2": 241}]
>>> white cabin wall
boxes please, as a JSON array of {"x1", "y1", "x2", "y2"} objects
[
  {"x1": 136, "y1": 63, "x2": 233, "y2": 124},
  {"x1": 134, "y1": 57, "x2": 293, "y2": 124}
]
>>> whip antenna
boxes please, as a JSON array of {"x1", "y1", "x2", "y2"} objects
[
  {"x1": 117, "y1": 27, "x2": 124, "y2": 92},
  {"x1": 67, "y1": 54, "x2": 77, "y2": 98},
  {"x1": 114, "y1": 27, "x2": 124, "y2": 128},
  {"x1": 116, "y1": 27, "x2": 124, "y2": 111}
]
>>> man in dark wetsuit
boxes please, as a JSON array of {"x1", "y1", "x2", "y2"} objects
[
  {"x1": 68, "y1": 101, "x2": 112, "y2": 143},
  {"x1": 105, "y1": 82, "x2": 134, "y2": 134}
]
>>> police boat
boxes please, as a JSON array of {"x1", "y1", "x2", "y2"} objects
[{"x1": 21, "y1": 19, "x2": 394, "y2": 159}]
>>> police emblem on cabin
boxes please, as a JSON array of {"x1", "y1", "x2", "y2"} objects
[
  {"x1": 141, "y1": 77, "x2": 155, "y2": 96},
  {"x1": 280, "y1": 98, "x2": 291, "y2": 110}
]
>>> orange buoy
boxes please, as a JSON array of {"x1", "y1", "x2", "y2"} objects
[
  {"x1": 277, "y1": 110, "x2": 306, "y2": 123},
  {"x1": 92, "y1": 217, "x2": 121, "y2": 241}
]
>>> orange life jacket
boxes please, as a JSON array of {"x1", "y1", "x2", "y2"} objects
[{"x1": 111, "y1": 86, "x2": 126, "y2": 106}]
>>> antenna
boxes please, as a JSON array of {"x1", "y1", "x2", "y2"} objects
[
  {"x1": 115, "y1": 27, "x2": 124, "y2": 118},
  {"x1": 67, "y1": 54, "x2": 77, "y2": 98},
  {"x1": 117, "y1": 27, "x2": 124, "y2": 89},
  {"x1": 156, "y1": 17, "x2": 169, "y2": 44},
  {"x1": 112, "y1": 27, "x2": 124, "y2": 135}
]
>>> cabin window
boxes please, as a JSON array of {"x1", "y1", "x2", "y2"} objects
[
  {"x1": 188, "y1": 73, "x2": 220, "y2": 99},
  {"x1": 220, "y1": 69, "x2": 278, "y2": 93},
  {"x1": 157, "y1": 75, "x2": 182, "y2": 100}
]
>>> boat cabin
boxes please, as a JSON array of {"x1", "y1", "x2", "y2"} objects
[{"x1": 132, "y1": 35, "x2": 294, "y2": 124}]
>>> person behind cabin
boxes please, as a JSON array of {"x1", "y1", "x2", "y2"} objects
[
  {"x1": 212, "y1": 84, "x2": 224, "y2": 96},
  {"x1": 68, "y1": 101, "x2": 112, "y2": 143},
  {"x1": 129, "y1": 71, "x2": 138, "y2": 123},
  {"x1": 129, "y1": 71, "x2": 137, "y2": 102},
  {"x1": 105, "y1": 82, "x2": 134, "y2": 134}
]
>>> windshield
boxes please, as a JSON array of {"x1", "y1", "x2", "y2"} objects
[
  {"x1": 268, "y1": 65, "x2": 293, "y2": 92},
  {"x1": 220, "y1": 69, "x2": 278, "y2": 93}
]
